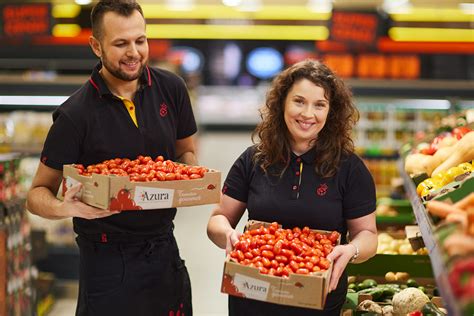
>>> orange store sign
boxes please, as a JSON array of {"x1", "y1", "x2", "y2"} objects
[
  {"x1": 330, "y1": 11, "x2": 380, "y2": 46},
  {"x1": 1, "y1": 3, "x2": 51, "y2": 37}
]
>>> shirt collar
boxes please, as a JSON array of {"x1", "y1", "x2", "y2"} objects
[
  {"x1": 88, "y1": 62, "x2": 152, "y2": 97},
  {"x1": 290, "y1": 147, "x2": 317, "y2": 164}
]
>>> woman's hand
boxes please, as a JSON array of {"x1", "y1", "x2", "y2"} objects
[
  {"x1": 225, "y1": 229, "x2": 242, "y2": 255},
  {"x1": 326, "y1": 244, "x2": 357, "y2": 292}
]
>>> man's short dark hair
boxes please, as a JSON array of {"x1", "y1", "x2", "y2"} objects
[{"x1": 91, "y1": 0, "x2": 144, "y2": 40}]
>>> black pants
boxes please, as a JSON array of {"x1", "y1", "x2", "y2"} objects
[{"x1": 75, "y1": 232, "x2": 192, "y2": 316}]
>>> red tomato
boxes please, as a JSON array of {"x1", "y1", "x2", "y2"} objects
[
  {"x1": 273, "y1": 240, "x2": 283, "y2": 255},
  {"x1": 260, "y1": 244, "x2": 273, "y2": 252},
  {"x1": 251, "y1": 248, "x2": 261, "y2": 257},
  {"x1": 258, "y1": 267, "x2": 269, "y2": 275},
  {"x1": 275, "y1": 255, "x2": 288, "y2": 264},
  {"x1": 270, "y1": 260, "x2": 279, "y2": 269},
  {"x1": 261, "y1": 257, "x2": 271, "y2": 268},
  {"x1": 155, "y1": 171, "x2": 166, "y2": 181},
  {"x1": 327, "y1": 231, "x2": 340, "y2": 244},
  {"x1": 280, "y1": 249, "x2": 294, "y2": 258},
  {"x1": 261, "y1": 250, "x2": 275, "y2": 260},
  {"x1": 290, "y1": 243, "x2": 303, "y2": 255},
  {"x1": 318, "y1": 257, "x2": 331, "y2": 270},
  {"x1": 296, "y1": 268, "x2": 309, "y2": 274},
  {"x1": 165, "y1": 173, "x2": 176, "y2": 181},
  {"x1": 289, "y1": 260, "x2": 299, "y2": 272}
]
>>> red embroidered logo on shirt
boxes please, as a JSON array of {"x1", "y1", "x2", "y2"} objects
[
  {"x1": 160, "y1": 103, "x2": 168, "y2": 117},
  {"x1": 41, "y1": 156, "x2": 47, "y2": 163},
  {"x1": 169, "y1": 303, "x2": 185, "y2": 316},
  {"x1": 316, "y1": 183, "x2": 328, "y2": 196},
  {"x1": 222, "y1": 185, "x2": 228, "y2": 194}
]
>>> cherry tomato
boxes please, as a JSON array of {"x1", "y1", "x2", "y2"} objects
[{"x1": 261, "y1": 250, "x2": 275, "y2": 260}]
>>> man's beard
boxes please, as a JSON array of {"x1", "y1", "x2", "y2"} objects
[{"x1": 102, "y1": 55, "x2": 145, "y2": 82}]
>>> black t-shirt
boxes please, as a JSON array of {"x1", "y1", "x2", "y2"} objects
[
  {"x1": 224, "y1": 146, "x2": 376, "y2": 232},
  {"x1": 41, "y1": 63, "x2": 197, "y2": 235},
  {"x1": 223, "y1": 146, "x2": 376, "y2": 309}
]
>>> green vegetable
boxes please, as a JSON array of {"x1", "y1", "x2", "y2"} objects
[
  {"x1": 348, "y1": 283, "x2": 356, "y2": 290},
  {"x1": 357, "y1": 282, "x2": 368, "y2": 290},
  {"x1": 358, "y1": 286, "x2": 398, "y2": 301},
  {"x1": 362, "y1": 279, "x2": 378, "y2": 288},
  {"x1": 421, "y1": 302, "x2": 446, "y2": 316},
  {"x1": 406, "y1": 278, "x2": 419, "y2": 287}
]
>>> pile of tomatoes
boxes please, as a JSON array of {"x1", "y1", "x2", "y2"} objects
[
  {"x1": 230, "y1": 222, "x2": 339, "y2": 277},
  {"x1": 73, "y1": 155, "x2": 208, "y2": 182}
]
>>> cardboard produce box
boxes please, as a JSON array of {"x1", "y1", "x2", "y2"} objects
[
  {"x1": 221, "y1": 220, "x2": 338, "y2": 310},
  {"x1": 59, "y1": 164, "x2": 221, "y2": 211}
]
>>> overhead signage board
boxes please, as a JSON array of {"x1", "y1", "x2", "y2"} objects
[
  {"x1": 1, "y1": 3, "x2": 52, "y2": 37},
  {"x1": 330, "y1": 11, "x2": 381, "y2": 48}
]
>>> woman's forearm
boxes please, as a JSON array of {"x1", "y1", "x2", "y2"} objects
[
  {"x1": 207, "y1": 214, "x2": 235, "y2": 249},
  {"x1": 349, "y1": 230, "x2": 378, "y2": 263}
]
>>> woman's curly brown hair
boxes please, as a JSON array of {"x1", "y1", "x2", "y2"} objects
[{"x1": 252, "y1": 59, "x2": 359, "y2": 178}]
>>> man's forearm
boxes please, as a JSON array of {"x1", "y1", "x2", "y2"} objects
[
  {"x1": 26, "y1": 187, "x2": 68, "y2": 220},
  {"x1": 177, "y1": 151, "x2": 198, "y2": 165}
]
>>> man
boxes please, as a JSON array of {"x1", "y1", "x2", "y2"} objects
[{"x1": 26, "y1": 1, "x2": 196, "y2": 315}]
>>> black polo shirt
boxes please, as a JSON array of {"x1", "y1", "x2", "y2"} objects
[
  {"x1": 41, "y1": 63, "x2": 197, "y2": 235},
  {"x1": 223, "y1": 146, "x2": 376, "y2": 238}
]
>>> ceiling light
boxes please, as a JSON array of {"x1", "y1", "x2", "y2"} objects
[
  {"x1": 382, "y1": 0, "x2": 412, "y2": 14},
  {"x1": 75, "y1": 0, "x2": 92, "y2": 5},
  {"x1": 459, "y1": 2, "x2": 474, "y2": 13},
  {"x1": 238, "y1": 0, "x2": 262, "y2": 12},
  {"x1": 166, "y1": 0, "x2": 194, "y2": 11},
  {"x1": 0, "y1": 96, "x2": 67, "y2": 106},
  {"x1": 222, "y1": 0, "x2": 242, "y2": 7},
  {"x1": 307, "y1": 0, "x2": 333, "y2": 13}
]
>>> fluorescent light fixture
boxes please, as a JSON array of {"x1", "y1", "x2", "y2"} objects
[
  {"x1": 141, "y1": 4, "x2": 330, "y2": 20},
  {"x1": 75, "y1": 0, "x2": 92, "y2": 5},
  {"x1": 52, "y1": 4, "x2": 81, "y2": 18},
  {"x1": 382, "y1": 0, "x2": 412, "y2": 14},
  {"x1": 390, "y1": 8, "x2": 473, "y2": 22},
  {"x1": 166, "y1": 0, "x2": 194, "y2": 11},
  {"x1": 389, "y1": 27, "x2": 474, "y2": 42},
  {"x1": 238, "y1": 0, "x2": 262, "y2": 12},
  {"x1": 52, "y1": 24, "x2": 82, "y2": 37},
  {"x1": 222, "y1": 0, "x2": 242, "y2": 7},
  {"x1": 459, "y1": 2, "x2": 474, "y2": 13},
  {"x1": 393, "y1": 99, "x2": 450, "y2": 110},
  {"x1": 146, "y1": 24, "x2": 329, "y2": 40},
  {"x1": 0, "y1": 96, "x2": 67, "y2": 106},
  {"x1": 307, "y1": 0, "x2": 333, "y2": 13}
]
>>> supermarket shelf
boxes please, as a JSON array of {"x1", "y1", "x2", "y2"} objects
[
  {"x1": 398, "y1": 159, "x2": 461, "y2": 316},
  {"x1": 376, "y1": 214, "x2": 414, "y2": 225}
]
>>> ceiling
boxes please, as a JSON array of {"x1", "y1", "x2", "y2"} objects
[{"x1": 26, "y1": 0, "x2": 473, "y2": 10}]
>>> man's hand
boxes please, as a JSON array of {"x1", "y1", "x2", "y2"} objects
[{"x1": 62, "y1": 183, "x2": 120, "y2": 220}]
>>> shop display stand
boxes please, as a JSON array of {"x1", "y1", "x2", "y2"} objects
[{"x1": 399, "y1": 160, "x2": 461, "y2": 316}]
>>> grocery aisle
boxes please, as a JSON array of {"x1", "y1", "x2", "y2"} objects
[{"x1": 48, "y1": 131, "x2": 253, "y2": 316}]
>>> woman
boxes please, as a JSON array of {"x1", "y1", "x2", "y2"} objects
[{"x1": 207, "y1": 59, "x2": 378, "y2": 315}]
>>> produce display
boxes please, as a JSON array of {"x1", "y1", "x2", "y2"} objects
[
  {"x1": 348, "y1": 277, "x2": 445, "y2": 315},
  {"x1": 399, "y1": 110, "x2": 474, "y2": 315},
  {"x1": 73, "y1": 155, "x2": 208, "y2": 181},
  {"x1": 377, "y1": 232, "x2": 427, "y2": 255},
  {"x1": 229, "y1": 221, "x2": 338, "y2": 277}
]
